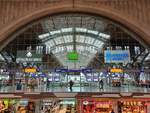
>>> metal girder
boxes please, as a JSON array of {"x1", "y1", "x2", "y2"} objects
[
  {"x1": 141, "y1": 52, "x2": 150, "y2": 65},
  {"x1": 41, "y1": 31, "x2": 108, "y2": 43},
  {"x1": 46, "y1": 42, "x2": 99, "y2": 50}
]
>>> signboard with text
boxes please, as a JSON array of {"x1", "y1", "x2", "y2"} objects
[
  {"x1": 16, "y1": 51, "x2": 42, "y2": 63},
  {"x1": 104, "y1": 50, "x2": 130, "y2": 63}
]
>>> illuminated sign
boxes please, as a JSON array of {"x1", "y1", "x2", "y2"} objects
[
  {"x1": 16, "y1": 51, "x2": 42, "y2": 63},
  {"x1": 24, "y1": 68, "x2": 36, "y2": 73},
  {"x1": 104, "y1": 50, "x2": 130, "y2": 63},
  {"x1": 83, "y1": 101, "x2": 89, "y2": 105},
  {"x1": 110, "y1": 68, "x2": 123, "y2": 73},
  {"x1": 67, "y1": 51, "x2": 79, "y2": 61}
]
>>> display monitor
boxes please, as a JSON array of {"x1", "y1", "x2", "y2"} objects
[
  {"x1": 53, "y1": 73, "x2": 60, "y2": 82},
  {"x1": 86, "y1": 73, "x2": 93, "y2": 82},
  {"x1": 67, "y1": 51, "x2": 79, "y2": 60},
  {"x1": 93, "y1": 73, "x2": 99, "y2": 82}
]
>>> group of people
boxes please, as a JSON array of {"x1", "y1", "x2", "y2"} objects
[
  {"x1": 68, "y1": 79, "x2": 104, "y2": 92},
  {"x1": 16, "y1": 78, "x2": 104, "y2": 92}
]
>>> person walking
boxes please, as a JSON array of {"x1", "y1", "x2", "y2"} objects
[
  {"x1": 16, "y1": 80, "x2": 22, "y2": 90},
  {"x1": 69, "y1": 80, "x2": 74, "y2": 92},
  {"x1": 99, "y1": 79, "x2": 103, "y2": 89},
  {"x1": 111, "y1": 109, "x2": 115, "y2": 113}
]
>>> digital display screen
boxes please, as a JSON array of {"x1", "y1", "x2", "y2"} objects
[
  {"x1": 104, "y1": 50, "x2": 130, "y2": 63},
  {"x1": 86, "y1": 73, "x2": 93, "y2": 82},
  {"x1": 53, "y1": 73, "x2": 60, "y2": 82},
  {"x1": 48, "y1": 78, "x2": 53, "y2": 82},
  {"x1": 67, "y1": 52, "x2": 79, "y2": 60},
  {"x1": 93, "y1": 73, "x2": 99, "y2": 82}
]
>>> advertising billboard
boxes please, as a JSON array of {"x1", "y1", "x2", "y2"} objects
[{"x1": 104, "y1": 50, "x2": 130, "y2": 63}]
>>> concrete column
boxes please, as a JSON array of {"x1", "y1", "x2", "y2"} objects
[{"x1": 35, "y1": 100, "x2": 40, "y2": 113}]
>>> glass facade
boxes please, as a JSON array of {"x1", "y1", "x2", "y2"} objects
[{"x1": 0, "y1": 13, "x2": 149, "y2": 93}]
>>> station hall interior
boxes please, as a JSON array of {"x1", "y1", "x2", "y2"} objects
[{"x1": 0, "y1": 0, "x2": 150, "y2": 113}]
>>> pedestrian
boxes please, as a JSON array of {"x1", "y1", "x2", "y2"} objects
[
  {"x1": 16, "y1": 80, "x2": 22, "y2": 90},
  {"x1": 99, "y1": 79, "x2": 103, "y2": 89},
  {"x1": 111, "y1": 109, "x2": 115, "y2": 113},
  {"x1": 69, "y1": 80, "x2": 74, "y2": 92}
]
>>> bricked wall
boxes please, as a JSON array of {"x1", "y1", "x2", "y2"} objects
[{"x1": 0, "y1": 0, "x2": 149, "y2": 48}]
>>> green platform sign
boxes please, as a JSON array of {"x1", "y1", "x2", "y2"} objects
[{"x1": 67, "y1": 51, "x2": 79, "y2": 61}]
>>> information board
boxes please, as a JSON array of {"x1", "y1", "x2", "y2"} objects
[{"x1": 104, "y1": 50, "x2": 130, "y2": 63}]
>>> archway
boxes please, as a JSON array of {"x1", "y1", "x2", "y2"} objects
[
  {"x1": 0, "y1": 4, "x2": 149, "y2": 50},
  {"x1": 0, "y1": 4, "x2": 149, "y2": 94}
]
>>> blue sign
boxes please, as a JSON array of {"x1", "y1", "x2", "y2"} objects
[
  {"x1": 104, "y1": 50, "x2": 130, "y2": 63},
  {"x1": 55, "y1": 68, "x2": 93, "y2": 73}
]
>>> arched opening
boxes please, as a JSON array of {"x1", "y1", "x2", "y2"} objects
[{"x1": 0, "y1": 13, "x2": 149, "y2": 93}]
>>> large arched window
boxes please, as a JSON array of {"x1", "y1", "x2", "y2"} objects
[{"x1": 0, "y1": 13, "x2": 149, "y2": 70}]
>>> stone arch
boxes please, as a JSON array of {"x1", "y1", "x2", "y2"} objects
[{"x1": 0, "y1": 4, "x2": 149, "y2": 50}]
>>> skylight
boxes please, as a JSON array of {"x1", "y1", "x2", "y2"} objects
[
  {"x1": 54, "y1": 37, "x2": 64, "y2": 45},
  {"x1": 61, "y1": 28, "x2": 73, "y2": 32},
  {"x1": 99, "y1": 32, "x2": 110, "y2": 39},
  {"x1": 87, "y1": 29, "x2": 99, "y2": 35},
  {"x1": 76, "y1": 28, "x2": 87, "y2": 32},
  {"x1": 38, "y1": 33, "x2": 50, "y2": 39},
  {"x1": 50, "y1": 30, "x2": 61, "y2": 35},
  {"x1": 0, "y1": 54, "x2": 5, "y2": 61},
  {"x1": 63, "y1": 35, "x2": 73, "y2": 43}
]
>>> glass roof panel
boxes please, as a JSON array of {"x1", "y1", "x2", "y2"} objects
[
  {"x1": 87, "y1": 29, "x2": 99, "y2": 35},
  {"x1": 54, "y1": 37, "x2": 64, "y2": 45},
  {"x1": 76, "y1": 28, "x2": 87, "y2": 32},
  {"x1": 0, "y1": 54, "x2": 5, "y2": 61},
  {"x1": 145, "y1": 53, "x2": 150, "y2": 61},
  {"x1": 50, "y1": 30, "x2": 61, "y2": 35},
  {"x1": 61, "y1": 28, "x2": 73, "y2": 33},
  {"x1": 84, "y1": 36, "x2": 95, "y2": 44},
  {"x1": 76, "y1": 35, "x2": 85, "y2": 43},
  {"x1": 45, "y1": 40, "x2": 55, "y2": 48},
  {"x1": 63, "y1": 35, "x2": 73, "y2": 43},
  {"x1": 94, "y1": 40, "x2": 104, "y2": 48},
  {"x1": 38, "y1": 33, "x2": 50, "y2": 39},
  {"x1": 99, "y1": 33, "x2": 110, "y2": 39},
  {"x1": 52, "y1": 46, "x2": 65, "y2": 54},
  {"x1": 66, "y1": 45, "x2": 73, "y2": 52}
]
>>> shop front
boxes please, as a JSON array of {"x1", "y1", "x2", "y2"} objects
[
  {"x1": 0, "y1": 99, "x2": 36, "y2": 113},
  {"x1": 118, "y1": 99, "x2": 147, "y2": 113},
  {"x1": 77, "y1": 98, "x2": 115, "y2": 113},
  {"x1": 41, "y1": 98, "x2": 76, "y2": 113}
]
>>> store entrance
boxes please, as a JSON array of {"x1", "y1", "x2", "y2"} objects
[
  {"x1": 77, "y1": 98, "x2": 114, "y2": 113},
  {"x1": 41, "y1": 98, "x2": 76, "y2": 113}
]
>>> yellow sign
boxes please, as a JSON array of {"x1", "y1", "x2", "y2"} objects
[
  {"x1": 24, "y1": 68, "x2": 36, "y2": 73},
  {"x1": 110, "y1": 68, "x2": 123, "y2": 73}
]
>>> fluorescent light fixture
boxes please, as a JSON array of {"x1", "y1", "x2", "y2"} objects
[
  {"x1": 76, "y1": 28, "x2": 87, "y2": 32},
  {"x1": 50, "y1": 30, "x2": 61, "y2": 35},
  {"x1": 61, "y1": 28, "x2": 72, "y2": 32},
  {"x1": 99, "y1": 33, "x2": 110, "y2": 39},
  {"x1": 38, "y1": 33, "x2": 50, "y2": 39},
  {"x1": 87, "y1": 29, "x2": 99, "y2": 35}
]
